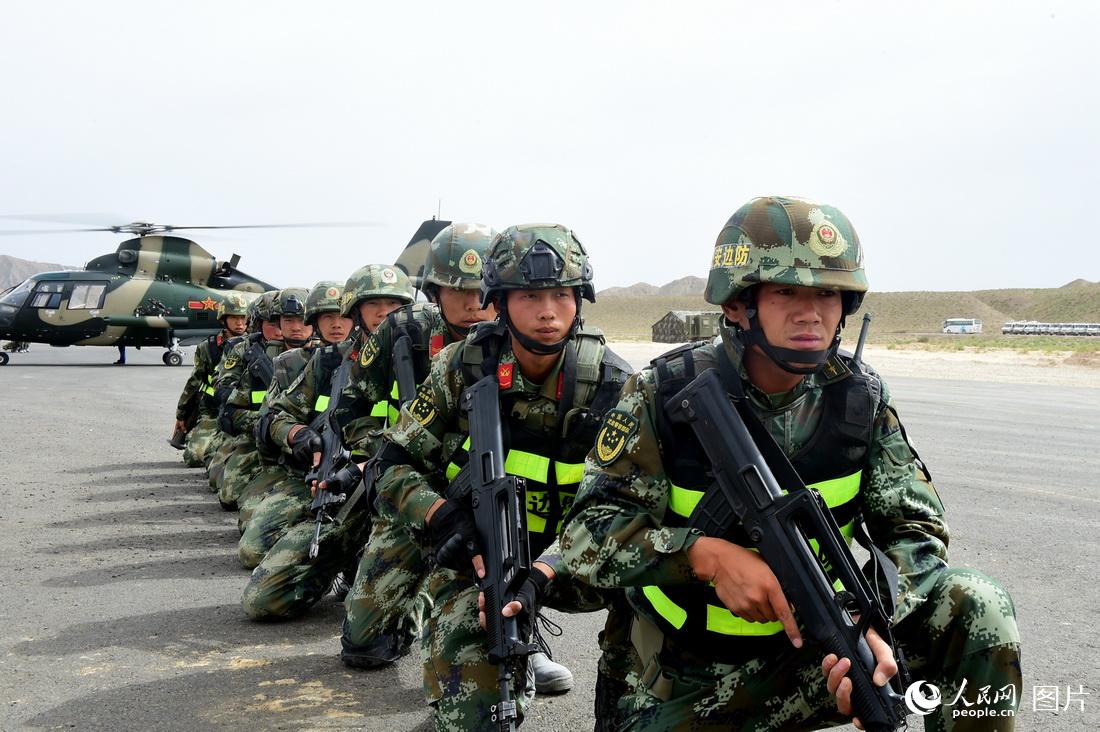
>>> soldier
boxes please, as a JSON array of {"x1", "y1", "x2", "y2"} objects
[
  {"x1": 206, "y1": 291, "x2": 281, "y2": 492},
  {"x1": 173, "y1": 293, "x2": 249, "y2": 467},
  {"x1": 235, "y1": 282, "x2": 353, "y2": 568},
  {"x1": 561, "y1": 196, "x2": 1022, "y2": 731},
  {"x1": 241, "y1": 249, "x2": 468, "y2": 643},
  {"x1": 237, "y1": 269, "x2": 409, "y2": 569},
  {"x1": 371, "y1": 224, "x2": 633, "y2": 728},
  {"x1": 214, "y1": 289, "x2": 301, "y2": 509}
]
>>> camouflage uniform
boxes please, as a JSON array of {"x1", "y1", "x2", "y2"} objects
[
  {"x1": 560, "y1": 197, "x2": 1021, "y2": 732},
  {"x1": 216, "y1": 289, "x2": 302, "y2": 507},
  {"x1": 240, "y1": 265, "x2": 421, "y2": 624},
  {"x1": 207, "y1": 291, "x2": 278, "y2": 492},
  {"x1": 178, "y1": 294, "x2": 249, "y2": 467},
  {"x1": 235, "y1": 340, "x2": 321, "y2": 566},
  {"x1": 374, "y1": 224, "x2": 633, "y2": 729}
]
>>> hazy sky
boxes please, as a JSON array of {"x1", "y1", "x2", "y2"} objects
[{"x1": 1, "y1": 1, "x2": 1096, "y2": 293}]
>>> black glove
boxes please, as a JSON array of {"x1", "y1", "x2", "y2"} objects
[
  {"x1": 290, "y1": 427, "x2": 322, "y2": 465},
  {"x1": 325, "y1": 461, "x2": 363, "y2": 492},
  {"x1": 513, "y1": 567, "x2": 552, "y2": 637},
  {"x1": 429, "y1": 500, "x2": 480, "y2": 572}
]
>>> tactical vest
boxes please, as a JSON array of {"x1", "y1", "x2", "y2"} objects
[
  {"x1": 310, "y1": 344, "x2": 351, "y2": 422},
  {"x1": 243, "y1": 334, "x2": 279, "y2": 409},
  {"x1": 444, "y1": 321, "x2": 632, "y2": 556},
  {"x1": 629, "y1": 342, "x2": 880, "y2": 659},
  {"x1": 201, "y1": 334, "x2": 226, "y2": 402}
]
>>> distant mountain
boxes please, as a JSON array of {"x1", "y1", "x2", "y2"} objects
[
  {"x1": 600, "y1": 276, "x2": 706, "y2": 298},
  {"x1": 0, "y1": 255, "x2": 75, "y2": 289},
  {"x1": 1062, "y1": 278, "x2": 1096, "y2": 288}
]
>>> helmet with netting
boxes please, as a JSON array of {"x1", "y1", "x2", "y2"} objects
[
  {"x1": 340, "y1": 264, "x2": 415, "y2": 316},
  {"x1": 305, "y1": 281, "x2": 345, "y2": 324},
  {"x1": 249, "y1": 290, "x2": 280, "y2": 325},
  {"x1": 480, "y1": 223, "x2": 595, "y2": 309},
  {"x1": 704, "y1": 196, "x2": 867, "y2": 315}
]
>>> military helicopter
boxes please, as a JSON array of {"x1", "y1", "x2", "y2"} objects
[
  {"x1": 0, "y1": 220, "x2": 290, "y2": 366},
  {"x1": 0, "y1": 217, "x2": 449, "y2": 366}
]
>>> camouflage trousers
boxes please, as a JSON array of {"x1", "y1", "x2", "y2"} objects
[
  {"x1": 342, "y1": 512, "x2": 432, "y2": 652},
  {"x1": 620, "y1": 567, "x2": 1021, "y2": 732},
  {"x1": 182, "y1": 413, "x2": 219, "y2": 468},
  {"x1": 237, "y1": 467, "x2": 310, "y2": 569},
  {"x1": 242, "y1": 505, "x2": 372, "y2": 621},
  {"x1": 422, "y1": 567, "x2": 607, "y2": 730},
  {"x1": 206, "y1": 432, "x2": 243, "y2": 492},
  {"x1": 217, "y1": 447, "x2": 263, "y2": 509}
]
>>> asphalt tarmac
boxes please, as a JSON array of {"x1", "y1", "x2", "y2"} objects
[{"x1": 1, "y1": 345, "x2": 1098, "y2": 731}]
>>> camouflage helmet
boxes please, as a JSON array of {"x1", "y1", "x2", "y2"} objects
[
  {"x1": 340, "y1": 264, "x2": 415, "y2": 317},
  {"x1": 216, "y1": 293, "x2": 250, "y2": 323},
  {"x1": 305, "y1": 281, "x2": 345, "y2": 323},
  {"x1": 704, "y1": 196, "x2": 867, "y2": 315},
  {"x1": 423, "y1": 222, "x2": 498, "y2": 291},
  {"x1": 250, "y1": 290, "x2": 280, "y2": 324},
  {"x1": 480, "y1": 223, "x2": 595, "y2": 308},
  {"x1": 274, "y1": 287, "x2": 310, "y2": 320}
]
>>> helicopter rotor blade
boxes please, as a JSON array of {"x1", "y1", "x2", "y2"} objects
[
  {"x1": 0, "y1": 227, "x2": 117, "y2": 235},
  {"x1": 161, "y1": 221, "x2": 383, "y2": 232}
]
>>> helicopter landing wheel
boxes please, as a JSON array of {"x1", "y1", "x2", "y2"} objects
[
  {"x1": 164, "y1": 351, "x2": 183, "y2": 367},
  {"x1": 0, "y1": 352, "x2": 9, "y2": 366}
]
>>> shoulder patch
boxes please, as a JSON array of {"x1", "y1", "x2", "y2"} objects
[
  {"x1": 409, "y1": 383, "x2": 437, "y2": 427},
  {"x1": 359, "y1": 337, "x2": 380, "y2": 368},
  {"x1": 595, "y1": 409, "x2": 639, "y2": 466}
]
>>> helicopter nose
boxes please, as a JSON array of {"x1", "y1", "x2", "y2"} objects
[{"x1": 0, "y1": 305, "x2": 15, "y2": 333}]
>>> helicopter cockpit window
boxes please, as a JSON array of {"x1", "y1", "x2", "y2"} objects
[
  {"x1": 68, "y1": 283, "x2": 107, "y2": 310},
  {"x1": 29, "y1": 282, "x2": 65, "y2": 309},
  {"x1": 0, "y1": 279, "x2": 34, "y2": 307}
]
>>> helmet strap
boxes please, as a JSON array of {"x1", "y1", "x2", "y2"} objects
[
  {"x1": 731, "y1": 291, "x2": 839, "y2": 376},
  {"x1": 497, "y1": 291, "x2": 581, "y2": 357},
  {"x1": 428, "y1": 285, "x2": 473, "y2": 341}
]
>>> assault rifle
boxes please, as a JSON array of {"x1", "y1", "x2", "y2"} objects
[
  {"x1": 446, "y1": 375, "x2": 535, "y2": 732},
  {"x1": 666, "y1": 368, "x2": 908, "y2": 732},
  {"x1": 392, "y1": 331, "x2": 417, "y2": 409},
  {"x1": 245, "y1": 340, "x2": 275, "y2": 387},
  {"x1": 305, "y1": 358, "x2": 357, "y2": 559}
]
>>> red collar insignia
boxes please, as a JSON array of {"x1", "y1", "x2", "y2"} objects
[
  {"x1": 430, "y1": 334, "x2": 444, "y2": 358},
  {"x1": 497, "y1": 363, "x2": 514, "y2": 389}
]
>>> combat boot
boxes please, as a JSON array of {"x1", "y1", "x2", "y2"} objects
[
  {"x1": 529, "y1": 651, "x2": 573, "y2": 694},
  {"x1": 340, "y1": 627, "x2": 414, "y2": 670}
]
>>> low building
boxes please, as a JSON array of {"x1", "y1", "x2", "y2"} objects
[{"x1": 652, "y1": 310, "x2": 722, "y2": 343}]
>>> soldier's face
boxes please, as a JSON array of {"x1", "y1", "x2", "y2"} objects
[
  {"x1": 723, "y1": 284, "x2": 842, "y2": 363},
  {"x1": 279, "y1": 315, "x2": 314, "y2": 342},
  {"x1": 261, "y1": 320, "x2": 283, "y2": 340},
  {"x1": 505, "y1": 287, "x2": 577, "y2": 345},
  {"x1": 223, "y1": 315, "x2": 247, "y2": 336},
  {"x1": 437, "y1": 286, "x2": 495, "y2": 329},
  {"x1": 316, "y1": 312, "x2": 353, "y2": 343},
  {"x1": 358, "y1": 298, "x2": 405, "y2": 332}
]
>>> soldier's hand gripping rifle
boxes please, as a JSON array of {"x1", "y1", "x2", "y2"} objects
[
  {"x1": 304, "y1": 358, "x2": 359, "y2": 559},
  {"x1": 667, "y1": 368, "x2": 909, "y2": 732},
  {"x1": 445, "y1": 375, "x2": 535, "y2": 732}
]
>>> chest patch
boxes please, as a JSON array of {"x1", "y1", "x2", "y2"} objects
[
  {"x1": 595, "y1": 409, "x2": 639, "y2": 466},
  {"x1": 223, "y1": 356, "x2": 239, "y2": 370},
  {"x1": 409, "y1": 383, "x2": 437, "y2": 427},
  {"x1": 359, "y1": 337, "x2": 379, "y2": 368}
]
